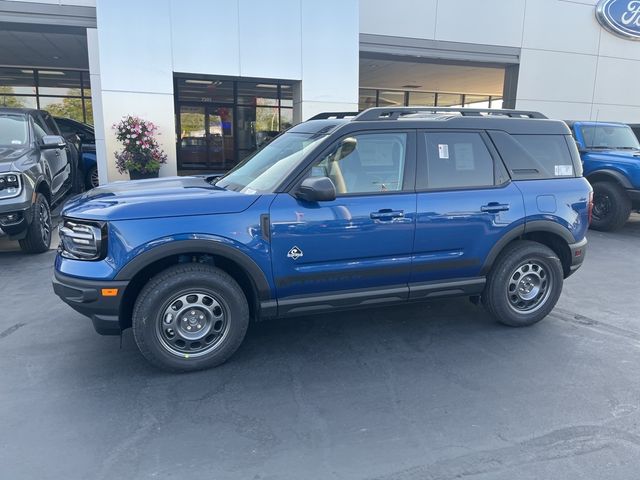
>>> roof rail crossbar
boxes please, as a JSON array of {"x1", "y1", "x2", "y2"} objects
[
  {"x1": 308, "y1": 111, "x2": 360, "y2": 120},
  {"x1": 354, "y1": 107, "x2": 547, "y2": 121}
]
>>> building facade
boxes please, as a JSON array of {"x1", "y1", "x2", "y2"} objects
[{"x1": 1, "y1": 0, "x2": 640, "y2": 183}]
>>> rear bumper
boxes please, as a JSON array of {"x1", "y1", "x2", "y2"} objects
[
  {"x1": 52, "y1": 271, "x2": 128, "y2": 335},
  {"x1": 567, "y1": 237, "x2": 588, "y2": 276}
]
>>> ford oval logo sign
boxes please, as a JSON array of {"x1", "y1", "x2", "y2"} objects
[{"x1": 596, "y1": 0, "x2": 640, "y2": 40}]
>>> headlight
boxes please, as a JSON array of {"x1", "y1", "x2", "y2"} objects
[
  {"x1": 59, "y1": 219, "x2": 107, "y2": 260},
  {"x1": 0, "y1": 172, "x2": 22, "y2": 200}
]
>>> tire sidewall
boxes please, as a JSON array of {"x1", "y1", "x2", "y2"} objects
[
  {"x1": 133, "y1": 267, "x2": 249, "y2": 372},
  {"x1": 487, "y1": 243, "x2": 563, "y2": 327},
  {"x1": 21, "y1": 194, "x2": 51, "y2": 253},
  {"x1": 591, "y1": 182, "x2": 630, "y2": 232}
]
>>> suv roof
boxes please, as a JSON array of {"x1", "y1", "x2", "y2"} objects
[{"x1": 293, "y1": 107, "x2": 569, "y2": 136}]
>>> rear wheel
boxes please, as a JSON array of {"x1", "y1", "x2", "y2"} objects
[
  {"x1": 132, "y1": 264, "x2": 249, "y2": 372},
  {"x1": 483, "y1": 240, "x2": 563, "y2": 327},
  {"x1": 590, "y1": 181, "x2": 631, "y2": 232},
  {"x1": 18, "y1": 193, "x2": 52, "y2": 254}
]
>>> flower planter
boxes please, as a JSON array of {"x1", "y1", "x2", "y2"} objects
[{"x1": 129, "y1": 170, "x2": 158, "y2": 180}]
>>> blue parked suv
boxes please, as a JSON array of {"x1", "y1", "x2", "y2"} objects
[
  {"x1": 567, "y1": 121, "x2": 640, "y2": 231},
  {"x1": 53, "y1": 107, "x2": 592, "y2": 372}
]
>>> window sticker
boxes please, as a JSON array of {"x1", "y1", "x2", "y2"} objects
[
  {"x1": 454, "y1": 143, "x2": 475, "y2": 171},
  {"x1": 438, "y1": 143, "x2": 449, "y2": 159},
  {"x1": 554, "y1": 165, "x2": 573, "y2": 176}
]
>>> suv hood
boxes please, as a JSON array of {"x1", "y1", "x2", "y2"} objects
[
  {"x1": 582, "y1": 149, "x2": 640, "y2": 166},
  {"x1": 0, "y1": 146, "x2": 31, "y2": 172},
  {"x1": 62, "y1": 176, "x2": 260, "y2": 221}
]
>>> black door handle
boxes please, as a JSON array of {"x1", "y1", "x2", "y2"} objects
[
  {"x1": 371, "y1": 209, "x2": 405, "y2": 220},
  {"x1": 481, "y1": 202, "x2": 510, "y2": 213}
]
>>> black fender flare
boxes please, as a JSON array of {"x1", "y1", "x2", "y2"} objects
[
  {"x1": 114, "y1": 239, "x2": 272, "y2": 301},
  {"x1": 480, "y1": 221, "x2": 575, "y2": 275},
  {"x1": 586, "y1": 169, "x2": 633, "y2": 189}
]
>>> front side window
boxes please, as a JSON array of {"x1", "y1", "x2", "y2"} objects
[
  {"x1": 421, "y1": 132, "x2": 494, "y2": 189},
  {"x1": 215, "y1": 132, "x2": 326, "y2": 194},
  {"x1": 309, "y1": 132, "x2": 407, "y2": 195},
  {"x1": 0, "y1": 114, "x2": 28, "y2": 146}
]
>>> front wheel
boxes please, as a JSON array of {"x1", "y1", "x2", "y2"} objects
[
  {"x1": 483, "y1": 240, "x2": 563, "y2": 327},
  {"x1": 132, "y1": 264, "x2": 249, "y2": 372},
  {"x1": 18, "y1": 193, "x2": 52, "y2": 254},
  {"x1": 590, "y1": 181, "x2": 631, "y2": 232}
]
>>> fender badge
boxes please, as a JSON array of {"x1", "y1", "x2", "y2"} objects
[{"x1": 287, "y1": 246, "x2": 303, "y2": 260}]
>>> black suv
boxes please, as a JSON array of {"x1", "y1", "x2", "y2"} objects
[{"x1": 0, "y1": 108, "x2": 80, "y2": 253}]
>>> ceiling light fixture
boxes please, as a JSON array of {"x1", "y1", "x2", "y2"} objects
[{"x1": 185, "y1": 79, "x2": 213, "y2": 85}]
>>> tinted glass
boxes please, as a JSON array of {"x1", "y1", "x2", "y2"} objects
[
  {"x1": 581, "y1": 125, "x2": 640, "y2": 149},
  {"x1": 37, "y1": 70, "x2": 82, "y2": 96},
  {"x1": 408, "y1": 91, "x2": 436, "y2": 106},
  {"x1": 32, "y1": 116, "x2": 48, "y2": 141},
  {"x1": 436, "y1": 93, "x2": 463, "y2": 107},
  {"x1": 0, "y1": 114, "x2": 28, "y2": 146},
  {"x1": 359, "y1": 89, "x2": 377, "y2": 110},
  {"x1": 421, "y1": 132, "x2": 494, "y2": 189},
  {"x1": 0, "y1": 67, "x2": 36, "y2": 95},
  {"x1": 176, "y1": 78, "x2": 233, "y2": 103},
  {"x1": 311, "y1": 133, "x2": 407, "y2": 194},
  {"x1": 237, "y1": 82, "x2": 278, "y2": 106},
  {"x1": 490, "y1": 132, "x2": 575, "y2": 179},
  {"x1": 39, "y1": 97, "x2": 85, "y2": 122},
  {"x1": 378, "y1": 90, "x2": 405, "y2": 106}
]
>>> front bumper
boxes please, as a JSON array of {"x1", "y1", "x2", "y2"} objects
[
  {"x1": 52, "y1": 270, "x2": 128, "y2": 335},
  {"x1": 567, "y1": 237, "x2": 588, "y2": 276},
  {"x1": 0, "y1": 196, "x2": 32, "y2": 239}
]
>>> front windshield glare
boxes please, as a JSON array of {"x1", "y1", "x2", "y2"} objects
[
  {"x1": 215, "y1": 132, "x2": 326, "y2": 193},
  {"x1": 0, "y1": 114, "x2": 28, "y2": 146},
  {"x1": 582, "y1": 125, "x2": 640, "y2": 150}
]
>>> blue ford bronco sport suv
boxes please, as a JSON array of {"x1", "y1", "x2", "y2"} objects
[
  {"x1": 53, "y1": 107, "x2": 592, "y2": 372},
  {"x1": 567, "y1": 121, "x2": 640, "y2": 231}
]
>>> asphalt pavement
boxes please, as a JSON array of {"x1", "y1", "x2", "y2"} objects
[{"x1": 1, "y1": 215, "x2": 639, "y2": 480}]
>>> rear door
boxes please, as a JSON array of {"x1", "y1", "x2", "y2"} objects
[
  {"x1": 269, "y1": 130, "x2": 417, "y2": 315},
  {"x1": 410, "y1": 129, "x2": 525, "y2": 297}
]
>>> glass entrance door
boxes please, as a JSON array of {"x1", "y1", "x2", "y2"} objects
[{"x1": 178, "y1": 104, "x2": 234, "y2": 172}]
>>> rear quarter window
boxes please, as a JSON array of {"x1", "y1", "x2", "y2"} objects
[{"x1": 489, "y1": 131, "x2": 577, "y2": 180}]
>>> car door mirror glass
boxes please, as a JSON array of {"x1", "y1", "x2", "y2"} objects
[
  {"x1": 40, "y1": 135, "x2": 66, "y2": 150},
  {"x1": 296, "y1": 176, "x2": 336, "y2": 202}
]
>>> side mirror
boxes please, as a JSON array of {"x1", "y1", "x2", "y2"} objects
[
  {"x1": 40, "y1": 135, "x2": 66, "y2": 150},
  {"x1": 296, "y1": 176, "x2": 336, "y2": 202}
]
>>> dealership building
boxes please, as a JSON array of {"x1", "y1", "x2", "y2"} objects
[{"x1": 1, "y1": 0, "x2": 640, "y2": 183}]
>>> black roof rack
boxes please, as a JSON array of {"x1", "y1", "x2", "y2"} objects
[
  {"x1": 354, "y1": 107, "x2": 547, "y2": 121},
  {"x1": 308, "y1": 111, "x2": 360, "y2": 120}
]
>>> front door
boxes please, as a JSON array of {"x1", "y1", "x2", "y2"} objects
[
  {"x1": 269, "y1": 130, "x2": 417, "y2": 315},
  {"x1": 177, "y1": 105, "x2": 234, "y2": 172}
]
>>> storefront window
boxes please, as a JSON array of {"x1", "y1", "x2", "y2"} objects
[
  {"x1": 464, "y1": 95, "x2": 491, "y2": 108},
  {"x1": 175, "y1": 75, "x2": 295, "y2": 172},
  {"x1": 359, "y1": 88, "x2": 376, "y2": 110},
  {"x1": 408, "y1": 91, "x2": 436, "y2": 106},
  {"x1": 0, "y1": 67, "x2": 92, "y2": 124},
  {"x1": 176, "y1": 78, "x2": 234, "y2": 103},
  {"x1": 436, "y1": 93, "x2": 463, "y2": 107},
  {"x1": 378, "y1": 90, "x2": 405, "y2": 106}
]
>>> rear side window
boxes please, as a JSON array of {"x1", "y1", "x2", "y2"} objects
[
  {"x1": 489, "y1": 132, "x2": 575, "y2": 180},
  {"x1": 419, "y1": 132, "x2": 494, "y2": 190}
]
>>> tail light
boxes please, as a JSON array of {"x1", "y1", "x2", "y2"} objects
[{"x1": 587, "y1": 190, "x2": 594, "y2": 225}]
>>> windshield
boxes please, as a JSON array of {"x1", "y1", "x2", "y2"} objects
[
  {"x1": 581, "y1": 125, "x2": 640, "y2": 150},
  {"x1": 215, "y1": 132, "x2": 327, "y2": 193},
  {"x1": 0, "y1": 114, "x2": 28, "y2": 146}
]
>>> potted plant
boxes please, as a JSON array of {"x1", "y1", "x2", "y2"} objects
[{"x1": 113, "y1": 115, "x2": 167, "y2": 180}]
